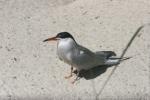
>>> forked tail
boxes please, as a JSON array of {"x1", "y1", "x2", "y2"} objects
[{"x1": 105, "y1": 57, "x2": 132, "y2": 65}]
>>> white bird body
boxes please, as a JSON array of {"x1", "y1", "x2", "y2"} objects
[{"x1": 57, "y1": 38, "x2": 117, "y2": 71}]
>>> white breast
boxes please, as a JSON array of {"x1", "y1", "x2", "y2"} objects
[{"x1": 57, "y1": 38, "x2": 78, "y2": 65}]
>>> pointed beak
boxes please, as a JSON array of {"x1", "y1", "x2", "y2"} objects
[{"x1": 43, "y1": 36, "x2": 57, "y2": 42}]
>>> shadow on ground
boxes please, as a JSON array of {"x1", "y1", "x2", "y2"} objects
[{"x1": 74, "y1": 65, "x2": 113, "y2": 80}]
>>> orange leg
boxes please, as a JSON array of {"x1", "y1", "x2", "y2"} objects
[
  {"x1": 65, "y1": 66, "x2": 73, "y2": 79},
  {"x1": 71, "y1": 70, "x2": 80, "y2": 84}
]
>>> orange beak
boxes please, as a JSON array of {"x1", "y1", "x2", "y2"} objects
[{"x1": 43, "y1": 36, "x2": 58, "y2": 42}]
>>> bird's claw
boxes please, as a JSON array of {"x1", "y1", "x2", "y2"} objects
[
  {"x1": 71, "y1": 80, "x2": 76, "y2": 84},
  {"x1": 71, "y1": 78, "x2": 78, "y2": 84},
  {"x1": 64, "y1": 75, "x2": 72, "y2": 79},
  {"x1": 71, "y1": 76, "x2": 80, "y2": 84}
]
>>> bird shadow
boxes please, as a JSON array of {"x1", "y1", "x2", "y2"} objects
[{"x1": 74, "y1": 65, "x2": 113, "y2": 80}]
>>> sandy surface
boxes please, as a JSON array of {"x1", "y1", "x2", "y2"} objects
[{"x1": 0, "y1": 0, "x2": 150, "y2": 99}]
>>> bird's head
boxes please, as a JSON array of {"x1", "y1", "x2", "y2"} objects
[{"x1": 43, "y1": 32, "x2": 75, "y2": 42}]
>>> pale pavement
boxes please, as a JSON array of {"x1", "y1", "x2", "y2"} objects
[{"x1": 0, "y1": 0, "x2": 150, "y2": 99}]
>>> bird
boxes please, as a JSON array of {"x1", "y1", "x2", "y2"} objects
[{"x1": 43, "y1": 32, "x2": 127, "y2": 83}]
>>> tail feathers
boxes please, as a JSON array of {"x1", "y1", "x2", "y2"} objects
[
  {"x1": 105, "y1": 57, "x2": 132, "y2": 66},
  {"x1": 109, "y1": 56, "x2": 132, "y2": 61},
  {"x1": 120, "y1": 57, "x2": 132, "y2": 61},
  {"x1": 102, "y1": 51, "x2": 116, "y2": 58}
]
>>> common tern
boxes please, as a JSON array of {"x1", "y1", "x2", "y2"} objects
[{"x1": 43, "y1": 32, "x2": 125, "y2": 83}]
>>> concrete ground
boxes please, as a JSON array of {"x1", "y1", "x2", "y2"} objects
[{"x1": 0, "y1": 0, "x2": 150, "y2": 100}]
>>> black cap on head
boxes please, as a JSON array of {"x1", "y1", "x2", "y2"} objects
[{"x1": 56, "y1": 32, "x2": 74, "y2": 40}]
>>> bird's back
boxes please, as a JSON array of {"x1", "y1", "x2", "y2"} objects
[
  {"x1": 57, "y1": 38, "x2": 114, "y2": 71},
  {"x1": 71, "y1": 45, "x2": 106, "y2": 70}
]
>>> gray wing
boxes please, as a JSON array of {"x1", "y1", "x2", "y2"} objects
[
  {"x1": 78, "y1": 44, "x2": 116, "y2": 58},
  {"x1": 78, "y1": 45, "x2": 95, "y2": 56},
  {"x1": 75, "y1": 45, "x2": 95, "y2": 64},
  {"x1": 95, "y1": 51, "x2": 116, "y2": 59},
  {"x1": 74, "y1": 45, "x2": 105, "y2": 69}
]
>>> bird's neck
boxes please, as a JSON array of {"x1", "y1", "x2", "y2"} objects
[{"x1": 57, "y1": 38, "x2": 78, "y2": 51}]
